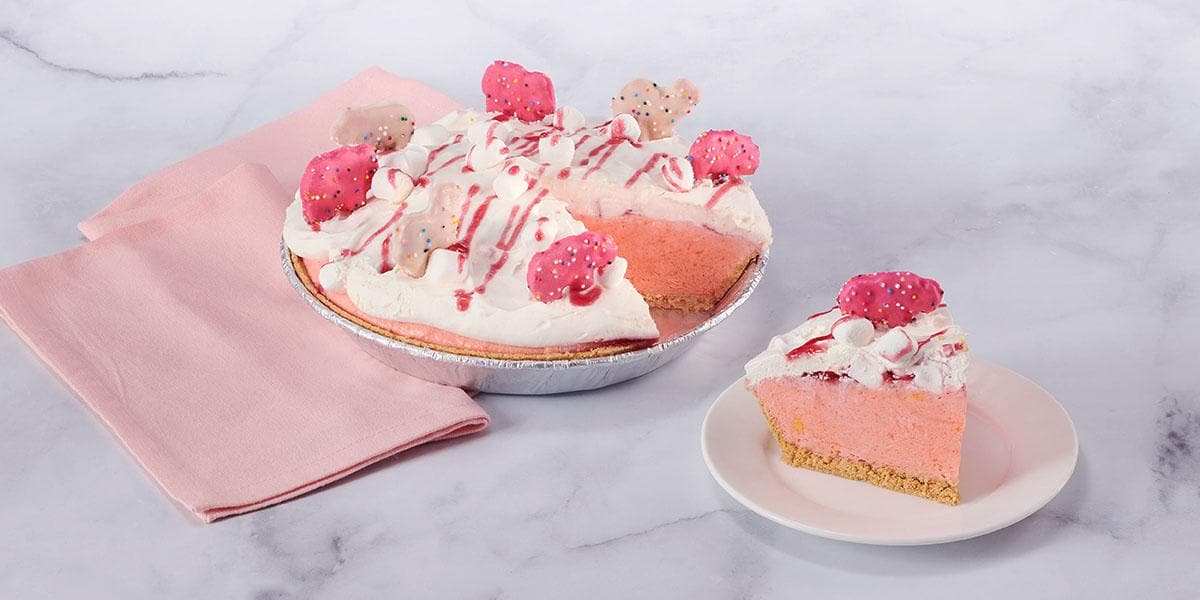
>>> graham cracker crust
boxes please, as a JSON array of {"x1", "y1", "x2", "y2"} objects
[
  {"x1": 754, "y1": 393, "x2": 961, "y2": 505},
  {"x1": 642, "y1": 253, "x2": 759, "y2": 312},
  {"x1": 642, "y1": 292, "x2": 722, "y2": 312},
  {"x1": 289, "y1": 251, "x2": 650, "y2": 361}
]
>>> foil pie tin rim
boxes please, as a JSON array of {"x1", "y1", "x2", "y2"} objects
[{"x1": 281, "y1": 239, "x2": 768, "y2": 371}]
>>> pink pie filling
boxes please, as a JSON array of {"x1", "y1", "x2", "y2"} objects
[
  {"x1": 575, "y1": 214, "x2": 760, "y2": 308},
  {"x1": 750, "y1": 375, "x2": 966, "y2": 483}
]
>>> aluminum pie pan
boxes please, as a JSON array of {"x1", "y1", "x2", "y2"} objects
[{"x1": 282, "y1": 240, "x2": 768, "y2": 395}]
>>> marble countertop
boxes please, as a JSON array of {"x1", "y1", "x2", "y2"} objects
[{"x1": 2, "y1": 1, "x2": 1197, "y2": 597}]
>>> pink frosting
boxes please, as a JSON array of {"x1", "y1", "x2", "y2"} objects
[
  {"x1": 837, "y1": 271, "x2": 944, "y2": 328},
  {"x1": 299, "y1": 144, "x2": 378, "y2": 225},
  {"x1": 482, "y1": 60, "x2": 556, "y2": 123},
  {"x1": 526, "y1": 232, "x2": 617, "y2": 305},
  {"x1": 687, "y1": 129, "x2": 760, "y2": 182}
]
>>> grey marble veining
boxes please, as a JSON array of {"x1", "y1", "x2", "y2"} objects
[{"x1": 1, "y1": 1, "x2": 1198, "y2": 598}]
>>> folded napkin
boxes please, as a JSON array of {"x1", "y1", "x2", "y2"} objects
[{"x1": 0, "y1": 69, "x2": 488, "y2": 522}]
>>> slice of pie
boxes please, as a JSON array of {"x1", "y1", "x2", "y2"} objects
[{"x1": 744, "y1": 272, "x2": 969, "y2": 504}]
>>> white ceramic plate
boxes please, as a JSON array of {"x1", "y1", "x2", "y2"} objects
[{"x1": 701, "y1": 359, "x2": 1078, "y2": 545}]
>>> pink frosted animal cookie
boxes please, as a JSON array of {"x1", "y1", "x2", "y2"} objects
[
  {"x1": 610, "y1": 78, "x2": 700, "y2": 141},
  {"x1": 330, "y1": 102, "x2": 415, "y2": 152},
  {"x1": 300, "y1": 144, "x2": 378, "y2": 225},
  {"x1": 527, "y1": 232, "x2": 618, "y2": 305},
  {"x1": 837, "y1": 271, "x2": 944, "y2": 328},
  {"x1": 482, "y1": 60, "x2": 556, "y2": 122},
  {"x1": 388, "y1": 191, "x2": 460, "y2": 277},
  {"x1": 687, "y1": 130, "x2": 760, "y2": 183}
]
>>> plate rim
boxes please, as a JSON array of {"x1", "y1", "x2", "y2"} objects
[{"x1": 700, "y1": 358, "x2": 1079, "y2": 546}]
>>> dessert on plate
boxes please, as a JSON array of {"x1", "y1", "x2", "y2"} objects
[
  {"x1": 284, "y1": 60, "x2": 772, "y2": 360},
  {"x1": 743, "y1": 272, "x2": 969, "y2": 504}
]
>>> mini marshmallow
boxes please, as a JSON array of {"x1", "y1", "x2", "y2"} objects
[
  {"x1": 832, "y1": 316, "x2": 875, "y2": 347},
  {"x1": 392, "y1": 193, "x2": 458, "y2": 276},
  {"x1": 599, "y1": 256, "x2": 628, "y2": 288},
  {"x1": 378, "y1": 144, "x2": 430, "y2": 178},
  {"x1": 537, "y1": 134, "x2": 575, "y2": 167},
  {"x1": 847, "y1": 359, "x2": 884, "y2": 388},
  {"x1": 369, "y1": 168, "x2": 414, "y2": 204},
  {"x1": 552, "y1": 105, "x2": 585, "y2": 131},
  {"x1": 467, "y1": 120, "x2": 513, "y2": 146},
  {"x1": 466, "y1": 137, "x2": 510, "y2": 171},
  {"x1": 423, "y1": 248, "x2": 469, "y2": 284},
  {"x1": 876, "y1": 327, "x2": 916, "y2": 363},
  {"x1": 656, "y1": 156, "x2": 695, "y2": 192},
  {"x1": 403, "y1": 187, "x2": 432, "y2": 214},
  {"x1": 493, "y1": 163, "x2": 533, "y2": 202},
  {"x1": 410, "y1": 123, "x2": 450, "y2": 147},
  {"x1": 607, "y1": 113, "x2": 641, "y2": 142},
  {"x1": 318, "y1": 261, "x2": 348, "y2": 293},
  {"x1": 533, "y1": 218, "x2": 559, "y2": 250}
]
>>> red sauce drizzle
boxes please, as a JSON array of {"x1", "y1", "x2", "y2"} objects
[
  {"x1": 705, "y1": 180, "x2": 740, "y2": 209},
  {"x1": 379, "y1": 235, "x2": 394, "y2": 273},
  {"x1": 454, "y1": 289, "x2": 473, "y2": 312},
  {"x1": 625, "y1": 153, "x2": 668, "y2": 187},
  {"x1": 474, "y1": 189, "x2": 549, "y2": 295},
  {"x1": 569, "y1": 286, "x2": 602, "y2": 306},
  {"x1": 668, "y1": 157, "x2": 683, "y2": 178},
  {"x1": 341, "y1": 202, "x2": 408, "y2": 264},
  {"x1": 805, "y1": 306, "x2": 838, "y2": 321},
  {"x1": 583, "y1": 142, "x2": 622, "y2": 179},
  {"x1": 484, "y1": 122, "x2": 502, "y2": 144},
  {"x1": 805, "y1": 371, "x2": 846, "y2": 381},
  {"x1": 448, "y1": 194, "x2": 496, "y2": 271},
  {"x1": 557, "y1": 167, "x2": 571, "y2": 179},
  {"x1": 786, "y1": 334, "x2": 834, "y2": 360},
  {"x1": 426, "y1": 134, "x2": 463, "y2": 164},
  {"x1": 577, "y1": 137, "x2": 611, "y2": 167},
  {"x1": 420, "y1": 152, "x2": 467, "y2": 183},
  {"x1": 610, "y1": 117, "x2": 627, "y2": 139},
  {"x1": 458, "y1": 184, "x2": 481, "y2": 235},
  {"x1": 914, "y1": 328, "x2": 950, "y2": 352},
  {"x1": 507, "y1": 130, "x2": 552, "y2": 157}
]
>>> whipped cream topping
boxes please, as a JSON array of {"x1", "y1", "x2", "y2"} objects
[{"x1": 744, "y1": 307, "x2": 969, "y2": 392}]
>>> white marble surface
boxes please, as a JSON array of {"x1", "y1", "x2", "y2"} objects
[{"x1": 2, "y1": 1, "x2": 1198, "y2": 597}]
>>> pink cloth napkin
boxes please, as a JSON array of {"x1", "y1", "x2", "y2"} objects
[{"x1": 0, "y1": 69, "x2": 488, "y2": 522}]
